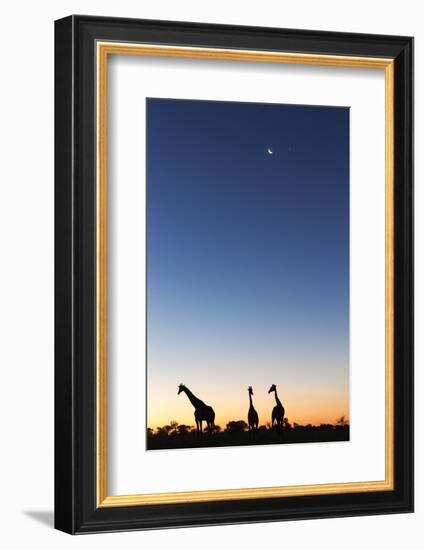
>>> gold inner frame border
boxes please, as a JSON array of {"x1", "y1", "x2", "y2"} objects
[{"x1": 96, "y1": 42, "x2": 395, "y2": 508}]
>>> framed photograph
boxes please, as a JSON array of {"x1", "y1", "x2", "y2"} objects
[{"x1": 54, "y1": 15, "x2": 413, "y2": 533}]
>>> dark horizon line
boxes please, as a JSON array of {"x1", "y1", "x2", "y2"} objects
[{"x1": 147, "y1": 420, "x2": 350, "y2": 430}]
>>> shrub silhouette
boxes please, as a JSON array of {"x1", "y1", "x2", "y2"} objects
[
  {"x1": 283, "y1": 417, "x2": 292, "y2": 429},
  {"x1": 319, "y1": 423, "x2": 334, "y2": 430}
]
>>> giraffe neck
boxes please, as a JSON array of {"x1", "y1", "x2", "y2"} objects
[
  {"x1": 249, "y1": 393, "x2": 253, "y2": 406},
  {"x1": 274, "y1": 390, "x2": 282, "y2": 407},
  {"x1": 183, "y1": 387, "x2": 202, "y2": 408}
]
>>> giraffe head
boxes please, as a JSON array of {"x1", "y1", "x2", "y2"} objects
[
  {"x1": 248, "y1": 386, "x2": 254, "y2": 395},
  {"x1": 268, "y1": 384, "x2": 277, "y2": 394},
  {"x1": 177, "y1": 383, "x2": 186, "y2": 395}
]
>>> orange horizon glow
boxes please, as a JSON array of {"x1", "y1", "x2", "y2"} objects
[{"x1": 147, "y1": 377, "x2": 349, "y2": 431}]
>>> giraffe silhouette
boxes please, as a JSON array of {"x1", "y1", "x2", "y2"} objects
[
  {"x1": 177, "y1": 384, "x2": 215, "y2": 433},
  {"x1": 247, "y1": 386, "x2": 259, "y2": 430},
  {"x1": 268, "y1": 384, "x2": 285, "y2": 429}
]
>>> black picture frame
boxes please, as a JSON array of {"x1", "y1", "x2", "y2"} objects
[{"x1": 55, "y1": 14, "x2": 413, "y2": 534}]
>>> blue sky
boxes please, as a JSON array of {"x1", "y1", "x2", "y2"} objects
[{"x1": 146, "y1": 98, "x2": 349, "y2": 428}]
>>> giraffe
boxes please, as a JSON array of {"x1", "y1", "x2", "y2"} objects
[
  {"x1": 247, "y1": 386, "x2": 259, "y2": 430},
  {"x1": 268, "y1": 384, "x2": 285, "y2": 429},
  {"x1": 177, "y1": 384, "x2": 215, "y2": 433}
]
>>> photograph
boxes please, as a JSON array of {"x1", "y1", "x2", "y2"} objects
[{"x1": 146, "y1": 98, "x2": 350, "y2": 450}]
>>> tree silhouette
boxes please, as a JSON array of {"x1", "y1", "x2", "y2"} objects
[
  {"x1": 176, "y1": 424, "x2": 192, "y2": 436},
  {"x1": 169, "y1": 420, "x2": 179, "y2": 435},
  {"x1": 226, "y1": 420, "x2": 248, "y2": 432},
  {"x1": 336, "y1": 415, "x2": 348, "y2": 426}
]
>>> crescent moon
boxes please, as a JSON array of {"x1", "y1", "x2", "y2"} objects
[{"x1": 267, "y1": 148, "x2": 273, "y2": 154}]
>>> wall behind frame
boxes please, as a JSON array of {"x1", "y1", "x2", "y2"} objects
[{"x1": 0, "y1": 1, "x2": 419, "y2": 549}]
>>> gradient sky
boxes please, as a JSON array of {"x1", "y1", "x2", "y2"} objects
[{"x1": 146, "y1": 98, "x2": 349, "y2": 430}]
